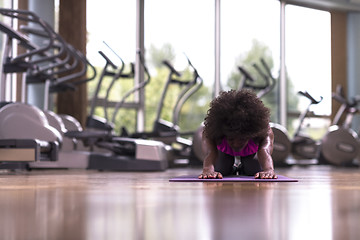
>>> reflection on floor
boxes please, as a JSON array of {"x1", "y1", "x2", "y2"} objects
[{"x1": 0, "y1": 165, "x2": 359, "y2": 240}]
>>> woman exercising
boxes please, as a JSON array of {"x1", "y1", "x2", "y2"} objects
[{"x1": 198, "y1": 89, "x2": 277, "y2": 179}]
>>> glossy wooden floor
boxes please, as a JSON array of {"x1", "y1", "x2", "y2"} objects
[{"x1": 0, "y1": 165, "x2": 359, "y2": 240}]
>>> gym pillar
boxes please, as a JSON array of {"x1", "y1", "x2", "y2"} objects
[{"x1": 58, "y1": 0, "x2": 87, "y2": 127}]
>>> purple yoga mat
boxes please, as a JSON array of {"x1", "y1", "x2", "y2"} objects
[{"x1": 169, "y1": 175, "x2": 297, "y2": 182}]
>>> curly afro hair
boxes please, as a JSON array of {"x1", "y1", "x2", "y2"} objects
[{"x1": 203, "y1": 89, "x2": 270, "y2": 143}]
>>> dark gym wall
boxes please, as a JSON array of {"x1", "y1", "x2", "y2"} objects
[
  {"x1": 57, "y1": 0, "x2": 87, "y2": 126},
  {"x1": 331, "y1": 10, "x2": 347, "y2": 123}
]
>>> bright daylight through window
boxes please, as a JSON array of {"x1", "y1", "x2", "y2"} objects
[{"x1": 86, "y1": 1, "x2": 332, "y2": 140}]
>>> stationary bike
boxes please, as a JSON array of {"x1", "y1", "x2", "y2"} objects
[
  {"x1": 238, "y1": 59, "x2": 324, "y2": 165},
  {"x1": 319, "y1": 85, "x2": 360, "y2": 166},
  {"x1": 290, "y1": 91, "x2": 323, "y2": 161}
]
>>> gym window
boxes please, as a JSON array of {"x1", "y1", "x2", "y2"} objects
[
  {"x1": 285, "y1": 5, "x2": 331, "y2": 139},
  {"x1": 85, "y1": 0, "x2": 332, "y2": 139}
]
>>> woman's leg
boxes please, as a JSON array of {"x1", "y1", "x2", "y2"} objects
[
  {"x1": 214, "y1": 151, "x2": 235, "y2": 176},
  {"x1": 241, "y1": 154, "x2": 262, "y2": 176}
]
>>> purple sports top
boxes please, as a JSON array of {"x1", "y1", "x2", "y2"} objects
[{"x1": 217, "y1": 138, "x2": 259, "y2": 157}]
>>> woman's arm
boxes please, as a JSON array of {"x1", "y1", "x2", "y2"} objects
[
  {"x1": 255, "y1": 125, "x2": 277, "y2": 179},
  {"x1": 198, "y1": 135, "x2": 223, "y2": 179}
]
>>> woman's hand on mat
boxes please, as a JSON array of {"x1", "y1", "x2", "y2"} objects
[
  {"x1": 254, "y1": 169, "x2": 277, "y2": 179},
  {"x1": 198, "y1": 170, "x2": 223, "y2": 179}
]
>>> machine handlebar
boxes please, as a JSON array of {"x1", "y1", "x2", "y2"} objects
[
  {"x1": 163, "y1": 60, "x2": 181, "y2": 77},
  {"x1": 298, "y1": 91, "x2": 323, "y2": 105},
  {"x1": 238, "y1": 66, "x2": 255, "y2": 83},
  {"x1": 98, "y1": 51, "x2": 118, "y2": 69}
]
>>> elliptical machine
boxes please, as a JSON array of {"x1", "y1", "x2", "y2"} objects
[
  {"x1": 319, "y1": 85, "x2": 360, "y2": 166},
  {"x1": 64, "y1": 49, "x2": 169, "y2": 171},
  {"x1": 0, "y1": 8, "x2": 82, "y2": 169},
  {"x1": 0, "y1": 8, "x2": 168, "y2": 171},
  {"x1": 128, "y1": 55, "x2": 204, "y2": 166},
  {"x1": 86, "y1": 43, "x2": 136, "y2": 133}
]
